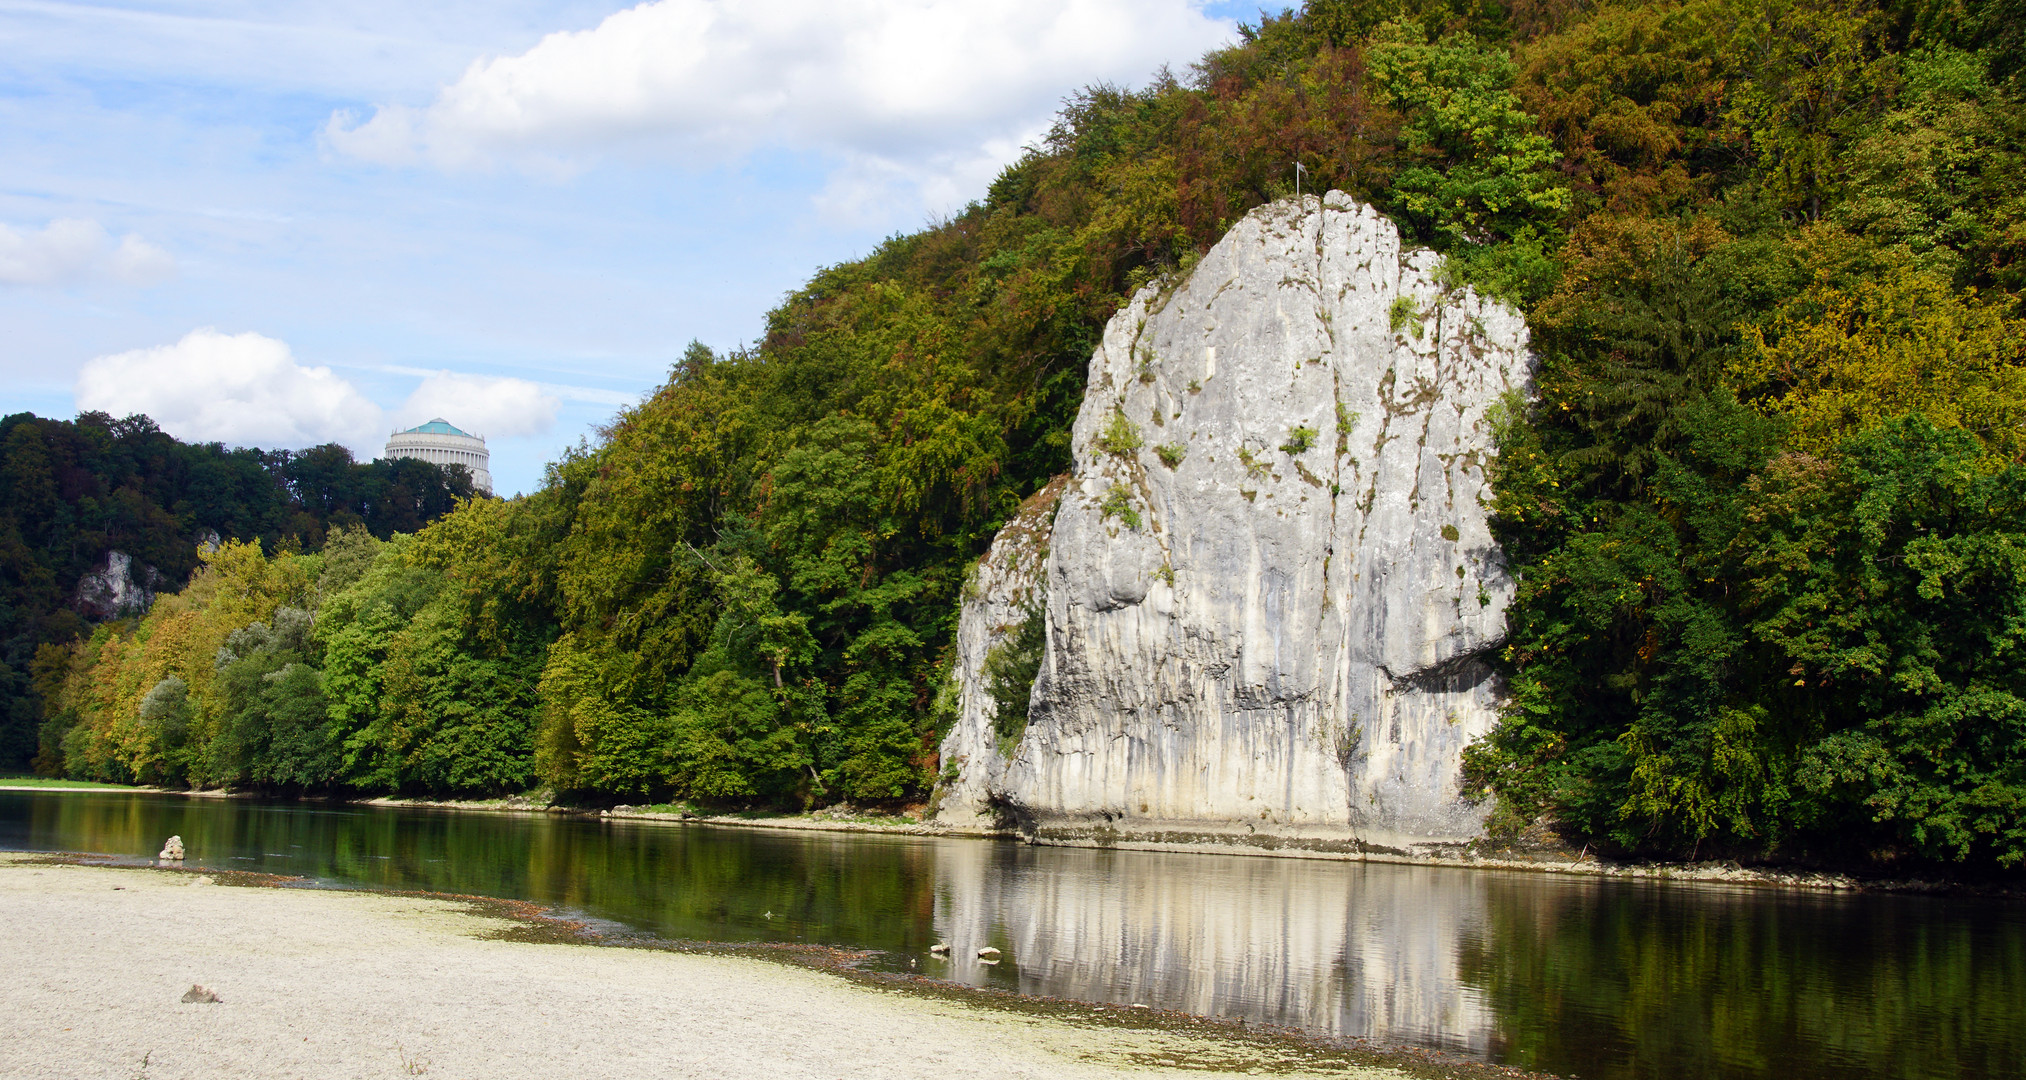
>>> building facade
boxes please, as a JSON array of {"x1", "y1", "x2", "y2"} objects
[{"x1": 384, "y1": 418, "x2": 491, "y2": 493}]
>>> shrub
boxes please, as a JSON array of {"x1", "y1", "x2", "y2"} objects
[
  {"x1": 1390, "y1": 294, "x2": 1421, "y2": 337},
  {"x1": 1098, "y1": 410, "x2": 1144, "y2": 457},
  {"x1": 1099, "y1": 484, "x2": 1142, "y2": 529},
  {"x1": 984, "y1": 605, "x2": 1045, "y2": 755}
]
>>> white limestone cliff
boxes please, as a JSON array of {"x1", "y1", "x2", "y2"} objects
[
  {"x1": 72, "y1": 550, "x2": 162, "y2": 621},
  {"x1": 934, "y1": 192, "x2": 1533, "y2": 853}
]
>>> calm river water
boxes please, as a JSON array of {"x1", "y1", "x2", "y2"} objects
[{"x1": 2, "y1": 791, "x2": 2019, "y2": 1079}]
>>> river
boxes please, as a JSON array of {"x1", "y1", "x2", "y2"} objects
[{"x1": 2, "y1": 790, "x2": 2019, "y2": 1079}]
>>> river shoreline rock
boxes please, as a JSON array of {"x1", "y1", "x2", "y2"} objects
[{"x1": 934, "y1": 192, "x2": 1533, "y2": 855}]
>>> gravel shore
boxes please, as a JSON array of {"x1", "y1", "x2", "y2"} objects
[{"x1": 0, "y1": 855, "x2": 1411, "y2": 1080}]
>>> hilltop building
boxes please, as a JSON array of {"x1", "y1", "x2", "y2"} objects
[{"x1": 384, "y1": 418, "x2": 491, "y2": 493}]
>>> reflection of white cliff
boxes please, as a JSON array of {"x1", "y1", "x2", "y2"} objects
[
  {"x1": 936, "y1": 193, "x2": 1531, "y2": 851},
  {"x1": 384, "y1": 417, "x2": 491, "y2": 493},
  {"x1": 927, "y1": 839, "x2": 1493, "y2": 1052}
]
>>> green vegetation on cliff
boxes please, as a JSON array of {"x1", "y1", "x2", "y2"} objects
[{"x1": 22, "y1": 0, "x2": 2026, "y2": 870}]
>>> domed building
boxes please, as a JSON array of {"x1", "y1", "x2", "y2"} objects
[{"x1": 384, "y1": 418, "x2": 491, "y2": 493}]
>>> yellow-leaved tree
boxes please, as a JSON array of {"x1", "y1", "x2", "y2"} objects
[
  {"x1": 38, "y1": 539, "x2": 318, "y2": 785},
  {"x1": 1733, "y1": 259, "x2": 2026, "y2": 460}
]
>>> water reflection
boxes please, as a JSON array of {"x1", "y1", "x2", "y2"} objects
[
  {"x1": 2, "y1": 791, "x2": 2019, "y2": 1080},
  {"x1": 1460, "y1": 876, "x2": 2026, "y2": 1079},
  {"x1": 929, "y1": 843, "x2": 1493, "y2": 1054}
]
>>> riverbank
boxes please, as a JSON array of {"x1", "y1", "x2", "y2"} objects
[
  {"x1": 0, "y1": 854, "x2": 1502, "y2": 1080},
  {"x1": 10, "y1": 783, "x2": 2012, "y2": 895},
  {"x1": 585, "y1": 805, "x2": 2009, "y2": 896},
  {"x1": 0, "y1": 779, "x2": 152, "y2": 791}
]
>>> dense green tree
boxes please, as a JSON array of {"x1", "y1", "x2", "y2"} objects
[
  {"x1": 1368, "y1": 18, "x2": 1571, "y2": 245},
  {"x1": 1745, "y1": 420, "x2": 2026, "y2": 864},
  {"x1": 368, "y1": 596, "x2": 540, "y2": 796},
  {"x1": 208, "y1": 608, "x2": 337, "y2": 788},
  {"x1": 317, "y1": 534, "x2": 446, "y2": 785}
]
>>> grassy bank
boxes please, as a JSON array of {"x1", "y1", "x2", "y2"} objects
[{"x1": 0, "y1": 774, "x2": 146, "y2": 791}]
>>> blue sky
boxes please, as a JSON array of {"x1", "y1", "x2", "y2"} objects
[{"x1": 1, "y1": 1, "x2": 1264, "y2": 494}]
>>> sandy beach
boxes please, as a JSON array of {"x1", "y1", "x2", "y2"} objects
[{"x1": 0, "y1": 855, "x2": 1423, "y2": 1080}]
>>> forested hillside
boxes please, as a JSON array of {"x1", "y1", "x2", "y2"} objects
[
  {"x1": 31, "y1": 0, "x2": 2026, "y2": 871},
  {"x1": 0, "y1": 411, "x2": 477, "y2": 770}
]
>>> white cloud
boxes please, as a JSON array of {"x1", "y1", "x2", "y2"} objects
[
  {"x1": 75, "y1": 329, "x2": 383, "y2": 451},
  {"x1": 108, "y1": 233, "x2": 178, "y2": 286},
  {"x1": 398, "y1": 371, "x2": 561, "y2": 438},
  {"x1": 0, "y1": 218, "x2": 177, "y2": 287},
  {"x1": 327, "y1": 0, "x2": 1233, "y2": 210}
]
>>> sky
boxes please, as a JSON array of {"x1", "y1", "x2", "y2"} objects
[{"x1": 0, "y1": 1, "x2": 1260, "y2": 495}]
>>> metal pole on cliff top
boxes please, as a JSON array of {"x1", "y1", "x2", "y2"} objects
[{"x1": 1294, "y1": 160, "x2": 1309, "y2": 202}]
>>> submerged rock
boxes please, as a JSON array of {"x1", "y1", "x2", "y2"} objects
[{"x1": 935, "y1": 193, "x2": 1532, "y2": 853}]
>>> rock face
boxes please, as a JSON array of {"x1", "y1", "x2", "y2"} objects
[
  {"x1": 73, "y1": 550, "x2": 162, "y2": 621},
  {"x1": 934, "y1": 193, "x2": 1532, "y2": 853},
  {"x1": 934, "y1": 478, "x2": 1065, "y2": 830}
]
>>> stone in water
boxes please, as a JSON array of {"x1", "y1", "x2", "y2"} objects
[{"x1": 158, "y1": 836, "x2": 184, "y2": 861}]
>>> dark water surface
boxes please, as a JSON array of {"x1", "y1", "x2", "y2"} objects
[{"x1": 3, "y1": 791, "x2": 2020, "y2": 1080}]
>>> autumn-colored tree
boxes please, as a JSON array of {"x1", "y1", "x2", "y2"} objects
[{"x1": 1734, "y1": 259, "x2": 2026, "y2": 459}]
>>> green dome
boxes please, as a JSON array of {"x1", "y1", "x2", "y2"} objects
[{"x1": 399, "y1": 418, "x2": 473, "y2": 437}]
